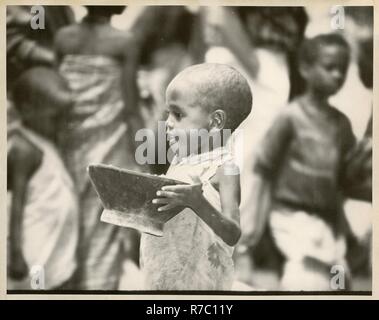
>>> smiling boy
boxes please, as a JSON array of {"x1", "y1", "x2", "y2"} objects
[{"x1": 140, "y1": 63, "x2": 252, "y2": 290}]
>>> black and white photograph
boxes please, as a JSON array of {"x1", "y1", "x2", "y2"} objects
[{"x1": 4, "y1": 2, "x2": 374, "y2": 294}]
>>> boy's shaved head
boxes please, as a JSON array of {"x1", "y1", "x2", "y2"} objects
[
  {"x1": 298, "y1": 33, "x2": 350, "y2": 67},
  {"x1": 167, "y1": 63, "x2": 253, "y2": 131}
]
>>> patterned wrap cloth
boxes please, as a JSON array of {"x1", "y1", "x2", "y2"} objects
[
  {"x1": 59, "y1": 55, "x2": 138, "y2": 289},
  {"x1": 141, "y1": 147, "x2": 236, "y2": 290}
]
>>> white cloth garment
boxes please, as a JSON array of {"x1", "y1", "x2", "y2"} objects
[
  {"x1": 8, "y1": 127, "x2": 78, "y2": 289},
  {"x1": 270, "y1": 208, "x2": 347, "y2": 291},
  {"x1": 141, "y1": 147, "x2": 236, "y2": 290}
]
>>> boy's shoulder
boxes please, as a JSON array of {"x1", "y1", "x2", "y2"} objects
[
  {"x1": 287, "y1": 98, "x2": 312, "y2": 115},
  {"x1": 272, "y1": 100, "x2": 300, "y2": 123},
  {"x1": 8, "y1": 133, "x2": 42, "y2": 169},
  {"x1": 327, "y1": 104, "x2": 351, "y2": 122},
  {"x1": 317, "y1": 104, "x2": 353, "y2": 134},
  {"x1": 290, "y1": 99, "x2": 350, "y2": 124}
]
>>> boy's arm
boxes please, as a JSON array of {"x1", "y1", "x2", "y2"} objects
[
  {"x1": 8, "y1": 139, "x2": 41, "y2": 279},
  {"x1": 154, "y1": 162, "x2": 241, "y2": 247},
  {"x1": 340, "y1": 116, "x2": 372, "y2": 201},
  {"x1": 203, "y1": 163, "x2": 241, "y2": 246},
  {"x1": 240, "y1": 174, "x2": 271, "y2": 249},
  {"x1": 240, "y1": 110, "x2": 292, "y2": 248},
  {"x1": 206, "y1": 7, "x2": 259, "y2": 79},
  {"x1": 254, "y1": 110, "x2": 293, "y2": 177}
]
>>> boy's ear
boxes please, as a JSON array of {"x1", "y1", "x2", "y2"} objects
[{"x1": 210, "y1": 109, "x2": 226, "y2": 130}]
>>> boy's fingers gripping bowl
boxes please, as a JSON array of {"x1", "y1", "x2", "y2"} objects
[{"x1": 87, "y1": 164, "x2": 187, "y2": 236}]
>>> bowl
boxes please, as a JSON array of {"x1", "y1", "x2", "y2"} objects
[{"x1": 87, "y1": 164, "x2": 187, "y2": 236}]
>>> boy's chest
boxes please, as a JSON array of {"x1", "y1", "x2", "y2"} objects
[
  {"x1": 291, "y1": 117, "x2": 343, "y2": 169},
  {"x1": 166, "y1": 162, "x2": 211, "y2": 184},
  {"x1": 145, "y1": 161, "x2": 221, "y2": 248}
]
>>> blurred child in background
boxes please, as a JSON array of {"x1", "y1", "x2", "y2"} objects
[
  {"x1": 54, "y1": 6, "x2": 143, "y2": 290},
  {"x1": 249, "y1": 34, "x2": 356, "y2": 291},
  {"x1": 6, "y1": 6, "x2": 75, "y2": 140},
  {"x1": 130, "y1": 6, "x2": 201, "y2": 175},
  {"x1": 203, "y1": 6, "x2": 308, "y2": 288},
  {"x1": 343, "y1": 36, "x2": 373, "y2": 288},
  {"x1": 7, "y1": 67, "x2": 78, "y2": 290}
]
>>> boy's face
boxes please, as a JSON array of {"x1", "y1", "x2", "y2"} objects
[
  {"x1": 165, "y1": 80, "x2": 212, "y2": 155},
  {"x1": 303, "y1": 44, "x2": 350, "y2": 96}
]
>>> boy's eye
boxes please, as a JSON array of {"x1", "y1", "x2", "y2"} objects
[
  {"x1": 172, "y1": 111, "x2": 182, "y2": 120},
  {"x1": 166, "y1": 109, "x2": 182, "y2": 120}
]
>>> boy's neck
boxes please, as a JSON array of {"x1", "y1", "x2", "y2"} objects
[
  {"x1": 200, "y1": 133, "x2": 227, "y2": 154},
  {"x1": 301, "y1": 90, "x2": 329, "y2": 109},
  {"x1": 184, "y1": 134, "x2": 226, "y2": 158}
]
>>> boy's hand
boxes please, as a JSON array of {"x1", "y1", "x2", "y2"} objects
[
  {"x1": 152, "y1": 179, "x2": 203, "y2": 212},
  {"x1": 9, "y1": 249, "x2": 29, "y2": 280}
]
